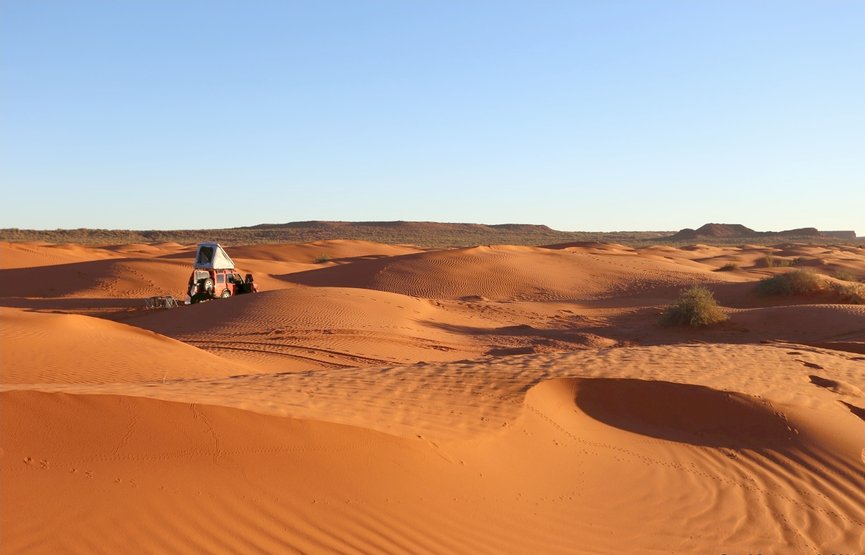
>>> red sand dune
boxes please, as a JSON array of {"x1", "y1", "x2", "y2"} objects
[
  {"x1": 227, "y1": 239, "x2": 421, "y2": 263},
  {"x1": 126, "y1": 287, "x2": 487, "y2": 372},
  {"x1": 1, "y1": 239, "x2": 863, "y2": 553},
  {"x1": 280, "y1": 244, "x2": 745, "y2": 301},
  {"x1": 0, "y1": 307, "x2": 252, "y2": 383},
  {"x1": 0, "y1": 242, "x2": 125, "y2": 269}
]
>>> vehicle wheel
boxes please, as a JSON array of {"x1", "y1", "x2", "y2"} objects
[
  {"x1": 220, "y1": 289, "x2": 231, "y2": 298},
  {"x1": 202, "y1": 278, "x2": 214, "y2": 294}
]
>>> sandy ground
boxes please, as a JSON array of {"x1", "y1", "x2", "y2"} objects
[{"x1": 1, "y1": 240, "x2": 863, "y2": 554}]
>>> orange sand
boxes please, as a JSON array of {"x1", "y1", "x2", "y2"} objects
[{"x1": 1, "y1": 240, "x2": 863, "y2": 553}]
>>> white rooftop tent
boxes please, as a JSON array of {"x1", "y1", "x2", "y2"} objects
[{"x1": 194, "y1": 242, "x2": 236, "y2": 270}]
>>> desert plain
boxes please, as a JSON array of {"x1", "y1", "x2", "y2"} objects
[{"x1": 1, "y1": 238, "x2": 863, "y2": 553}]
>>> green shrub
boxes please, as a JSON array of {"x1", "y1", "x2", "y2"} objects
[
  {"x1": 756, "y1": 269, "x2": 824, "y2": 296},
  {"x1": 313, "y1": 254, "x2": 332, "y2": 264},
  {"x1": 662, "y1": 286, "x2": 728, "y2": 327},
  {"x1": 834, "y1": 282, "x2": 865, "y2": 304},
  {"x1": 717, "y1": 262, "x2": 739, "y2": 272}
]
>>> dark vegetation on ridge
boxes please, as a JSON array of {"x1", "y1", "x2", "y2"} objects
[
  {"x1": 0, "y1": 221, "x2": 859, "y2": 248},
  {"x1": 0, "y1": 221, "x2": 668, "y2": 247}
]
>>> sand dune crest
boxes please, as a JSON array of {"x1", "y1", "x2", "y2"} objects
[{"x1": 1, "y1": 238, "x2": 863, "y2": 553}]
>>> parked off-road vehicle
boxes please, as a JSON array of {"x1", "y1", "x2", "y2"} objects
[{"x1": 187, "y1": 242, "x2": 257, "y2": 303}]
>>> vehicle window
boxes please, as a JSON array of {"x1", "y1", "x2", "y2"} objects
[{"x1": 216, "y1": 273, "x2": 225, "y2": 284}]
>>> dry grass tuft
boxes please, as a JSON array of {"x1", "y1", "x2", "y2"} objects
[
  {"x1": 716, "y1": 262, "x2": 739, "y2": 272},
  {"x1": 833, "y1": 270, "x2": 858, "y2": 282},
  {"x1": 834, "y1": 282, "x2": 865, "y2": 304}
]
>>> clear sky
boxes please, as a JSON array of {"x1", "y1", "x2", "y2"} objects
[{"x1": 1, "y1": 1, "x2": 863, "y2": 233}]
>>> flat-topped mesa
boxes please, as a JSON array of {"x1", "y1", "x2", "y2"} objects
[
  {"x1": 777, "y1": 227, "x2": 821, "y2": 237},
  {"x1": 668, "y1": 223, "x2": 827, "y2": 242},
  {"x1": 822, "y1": 230, "x2": 858, "y2": 240}
]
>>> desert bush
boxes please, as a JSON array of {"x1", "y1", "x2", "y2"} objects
[
  {"x1": 313, "y1": 254, "x2": 332, "y2": 264},
  {"x1": 833, "y1": 270, "x2": 858, "y2": 282},
  {"x1": 834, "y1": 282, "x2": 865, "y2": 304},
  {"x1": 789, "y1": 256, "x2": 825, "y2": 267},
  {"x1": 764, "y1": 254, "x2": 792, "y2": 268},
  {"x1": 717, "y1": 262, "x2": 739, "y2": 272},
  {"x1": 662, "y1": 286, "x2": 728, "y2": 327},
  {"x1": 756, "y1": 269, "x2": 824, "y2": 296}
]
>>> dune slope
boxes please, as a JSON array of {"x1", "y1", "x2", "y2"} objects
[
  {"x1": 2, "y1": 358, "x2": 861, "y2": 554},
  {"x1": 281, "y1": 244, "x2": 736, "y2": 301},
  {"x1": 0, "y1": 308, "x2": 251, "y2": 383},
  {"x1": 2, "y1": 239, "x2": 864, "y2": 554},
  {"x1": 125, "y1": 287, "x2": 486, "y2": 371}
]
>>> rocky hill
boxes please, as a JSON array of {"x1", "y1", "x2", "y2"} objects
[{"x1": 666, "y1": 223, "x2": 850, "y2": 242}]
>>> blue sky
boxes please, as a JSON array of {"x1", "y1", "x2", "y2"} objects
[{"x1": 1, "y1": 1, "x2": 863, "y2": 232}]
